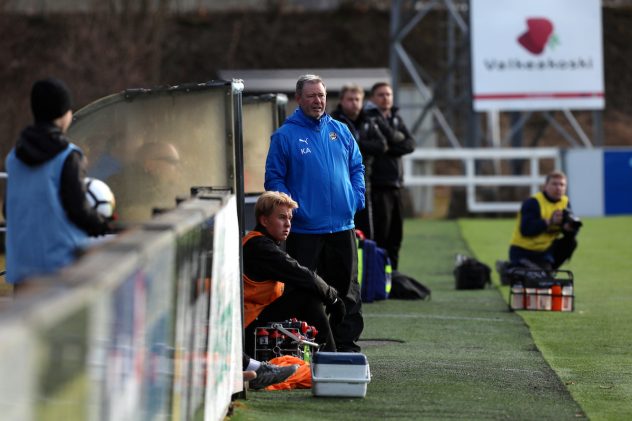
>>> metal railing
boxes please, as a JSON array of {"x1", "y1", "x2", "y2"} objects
[{"x1": 403, "y1": 148, "x2": 562, "y2": 212}]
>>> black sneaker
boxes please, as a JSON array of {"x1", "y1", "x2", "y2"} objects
[
  {"x1": 249, "y1": 362, "x2": 299, "y2": 390},
  {"x1": 337, "y1": 343, "x2": 362, "y2": 353}
]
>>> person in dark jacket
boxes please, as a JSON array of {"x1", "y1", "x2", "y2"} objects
[
  {"x1": 331, "y1": 83, "x2": 387, "y2": 240},
  {"x1": 4, "y1": 78, "x2": 111, "y2": 291},
  {"x1": 364, "y1": 82, "x2": 415, "y2": 271},
  {"x1": 243, "y1": 191, "x2": 346, "y2": 357}
]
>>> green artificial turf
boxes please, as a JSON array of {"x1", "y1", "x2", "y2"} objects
[
  {"x1": 230, "y1": 220, "x2": 585, "y2": 420},
  {"x1": 459, "y1": 216, "x2": 632, "y2": 420}
]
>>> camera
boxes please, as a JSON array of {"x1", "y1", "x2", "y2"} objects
[{"x1": 562, "y1": 209, "x2": 583, "y2": 230}]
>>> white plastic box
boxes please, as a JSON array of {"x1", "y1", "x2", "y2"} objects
[{"x1": 311, "y1": 352, "x2": 371, "y2": 398}]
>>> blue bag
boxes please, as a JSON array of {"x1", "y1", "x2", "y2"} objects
[{"x1": 358, "y1": 239, "x2": 392, "y2": 302}]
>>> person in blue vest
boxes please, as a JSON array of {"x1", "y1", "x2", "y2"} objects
[
  {"x1": 4, "y1": 78, "x2": 111, "y2": 292},
  {"x1": 265, "y1": 74, "x2": 365, "y2": 352},
  {"x1": 508, "y1": 170, "x2": 581, "y2": 270}
]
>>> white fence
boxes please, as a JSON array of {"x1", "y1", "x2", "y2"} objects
[{"x1": 403, "y1": 148, "x2": 562, "y2": 213}]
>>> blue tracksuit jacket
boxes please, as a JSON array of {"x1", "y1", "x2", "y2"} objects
[{"x1": 264, "y1": 108, "x2": 365, "y2": 234}]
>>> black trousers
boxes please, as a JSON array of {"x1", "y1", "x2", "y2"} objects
[
  {"x1": 354, "y1": 190, "x2": 374, "y2": 240},
  {"x1": 285, "y1": 229, "x2": 363, "y2": 352},
  {"x1": 510, "y1": 235, "x2": 578, "y2": 270},
  {"x1": 372, "y1": 186, "x2": 403, "y2": 270},
  {"x1": 244, "y1": 287, "x2": 336, "y2": 358}
]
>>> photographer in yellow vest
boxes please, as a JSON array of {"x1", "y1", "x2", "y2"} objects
[{"x1": 509, "y1": 170, "x2": 581, "y2": 270}]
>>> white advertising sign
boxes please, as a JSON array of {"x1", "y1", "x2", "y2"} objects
[
  {"x1": 471, "y1": 0, "x2": 604, "y2": 111},
  {"x1": 205, "y1": 195, "x2": 243, "y2": 421}
]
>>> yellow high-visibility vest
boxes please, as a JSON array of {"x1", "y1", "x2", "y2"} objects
[{"x1": 510, "y1": 192, "x2": 568, "y2": 252}]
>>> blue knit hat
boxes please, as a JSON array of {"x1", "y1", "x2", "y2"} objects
[{"x1": 30, "y1": 77, "x2": 73, "y2": 123}]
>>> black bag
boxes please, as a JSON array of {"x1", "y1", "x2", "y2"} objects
[
  {"x1": 389, "y1": 271, "x2": 431, "y2": 300},
  {"x1": 454, "y1": 255, "x2": 491, "y2": 289}
]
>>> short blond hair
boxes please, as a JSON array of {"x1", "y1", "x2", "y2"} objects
[
  {"x1": 545, "y1": 170, "x2": 567, "y2": 184},
  {"x1": 255, "y1": 191, "x2": 298, "y2": 222}
]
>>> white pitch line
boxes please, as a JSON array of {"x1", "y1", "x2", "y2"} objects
[
  {"x1": 423, "y1": 361, "x2": 545, "y2": 374},
  {"x1": 363, "y1": 313, "x2": 523, "y2": 324}
]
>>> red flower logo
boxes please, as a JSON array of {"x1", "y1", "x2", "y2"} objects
[{"x1": 517, "y1": 18, "x2": 558, "y2": 55}]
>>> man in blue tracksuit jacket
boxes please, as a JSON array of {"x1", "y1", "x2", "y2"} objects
[{"x1": 265, "y1": 74, "x2": 365, "y2": 352}]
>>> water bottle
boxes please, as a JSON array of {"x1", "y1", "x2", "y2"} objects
[
  {"x1": 551, "y1": 284, "x2": 562, "y2": 311},
  {"x1": 525, "y1": 287, "x2": 538, "y2": 310},
  {"x1": 537, "y1": 287, "x2": 552, "y2": 310},
  {"x1": 303, "y1": 344, "x2": 311, "y2": 363},
  {"x1": 511, "y1": 283, "x2": 524, "y2": 310},
  {"x1": 307, "y1": 325, "x2": 318, "y2": 340},
  {"x1": 256, "y1": 328, "x2": 271, "y2": 361},
  {"x1": 561, "y1": 284, "x2": 574, "y2": 312}
]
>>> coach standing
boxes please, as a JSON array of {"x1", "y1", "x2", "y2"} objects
[{"x1": 264, "y1": 74, "x2": 365, "y2": 352}]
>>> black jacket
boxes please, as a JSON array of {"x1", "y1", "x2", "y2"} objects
[
  {"x1": 364, "y1": 103, "x2": 415, "y2": 188},
  {"x1": 331, "y1": 105, "x2": 388, "y2": 187},
  {"x1": 243, "y1": 224, "x2": 338, "y2": 305},
  {"x1": 5, "y1": 122, "x2": 110, "y2": 236}
]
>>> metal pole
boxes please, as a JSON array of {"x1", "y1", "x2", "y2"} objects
[
  {"x1": 465, "y1": 0, "x2": 478, "y2": 148},
  {"x1": 592, "y1": 110, "x2": 604, "y2": 147},
  {"x1": 390, "y1": 0, "x2": 403, "y2": 104},
  {"x1": 510, "y1": 112, "x2": 523, "y2": 175},
  {"x1": 447, "y1": 5, "x2": 455, "y2": 129}
]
